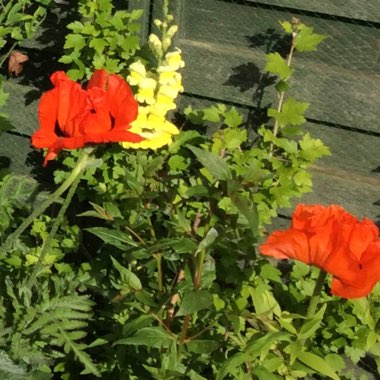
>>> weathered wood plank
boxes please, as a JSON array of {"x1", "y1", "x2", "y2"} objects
[
  {"x1": 177, "y1": 94, "x2": 380, "y2": 221},
  {"x1": 0, "y1": 133, "x2": 35, "y2": 175},
  {"x1": 176, "y1": 0, "x2": 380, "y2": 132},
  {"x1": 297, "y1": 169, "x2": 380, "y2": 221},
  {"x1": 247, "y1": 0, "x2": 380, "y2": 23},
  {"x1": 179, "y1": 40, "x2": 380, "y2": 133},
  {"x1": 178, "y1": 94, "x2": 380, "y2": 178},
  {"x1": 4, "y1": 80, "x2": 40, "y2": 137}
]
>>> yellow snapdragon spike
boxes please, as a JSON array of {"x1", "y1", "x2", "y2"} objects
[
  {"x1": 158, "y1": 70, "x2": 181, "y2": 86},
  {"x1": 128, "y1": 61, "x2": 147, "y2": 86},
  {"x1": 122, "y1": 107, "x2": 179, "y2": 149},
  {"x1": 135, "y1": 78, "x2": 157, "y2": 105},
  {"x1": 164, "y1": 50, "x2": 185, "y2": 70}
]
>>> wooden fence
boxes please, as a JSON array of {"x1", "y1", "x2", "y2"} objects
[{"x1": 1, "y1": 0, "x2": 379, "y2": 223}]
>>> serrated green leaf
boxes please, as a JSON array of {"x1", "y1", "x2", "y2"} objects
[
  {"x1": 223, "y1": 107, "x2": 243, "y2": 128},
  {"x1": 64, "y1": 34, "x2": 86, "y2": 50},
  {"x1": 202, "y1": 105, "x2": 222, "y2": 122},
  {"x1": 268, "y1": 97, "x2": 309, "y2": 127},
  {"x1": 89, "y1": 38, "x2": 107, "y2": 53},
  {"x1": 265, "y1": 52, "x2": 293, "y2": 80},
  {"x1": 295, "y1": 26, "x2": 327, "y2": 52},
  {"x1": 279, "y1": 20, "x2": 293, "y2": 33}
]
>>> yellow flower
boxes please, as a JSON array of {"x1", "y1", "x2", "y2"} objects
[
  {"x1": 135, "y1": 77, "x2": 157, "y2": 105},
  {"x1": 164, "y1": 50, "x2": 185, "y2": 71},
  {"x1": 122, "y1": 107, "x2": 179, "y2": 149},
  {"x1": 128, "y1": 61, "x2": 147, "y2": 86}
]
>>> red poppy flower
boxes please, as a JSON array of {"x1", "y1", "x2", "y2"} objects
[
  {"x1": 260, "y1": 204, "x2": 380, "y2": 298},
  {"x1": 31, "y1": 69, "x2": 143, "y2": 166}
]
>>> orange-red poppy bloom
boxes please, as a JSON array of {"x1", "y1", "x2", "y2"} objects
[
  {"x1": 31, "y1": 69, "x2": 143, "y2": 166},
  {"x1": 260, "y1": 204, "x2": 380, "y2": 298}
]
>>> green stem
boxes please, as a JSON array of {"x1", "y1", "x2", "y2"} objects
[
  {"x1": 154, "y1": 253, "x2": 163, "y2": 292},
  {"x1": 26, "y1": 173, "x2": 82, "y2": 288},
  {"x1": 306, "y1": 269, "x2": 327, "y2": 319},
  {"x1": 0, "y1": 41, "x2": 18, "y2": 69},
  {"x1": 194, "y1": 249, "x2": 206, "y2": 290},
  {"x1": 0, "y1": 150, "x2": 92, "y2": 257},
  {"x1": 271, "y1": 43, "x2": 295, "y2": 140}
]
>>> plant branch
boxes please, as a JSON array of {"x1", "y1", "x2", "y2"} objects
[
  {"x1": 26, "y1": 173, "x2": 82, "y2": 288},
  {"x1": 0, "y1": 149, "x2": 92, "y2": 257},
  {"x1": 306, "y1": 268, "x2": 327, "y2": 319},
  {"x1": 271, "y1": 43, "x2": 296, "y2": 140}
]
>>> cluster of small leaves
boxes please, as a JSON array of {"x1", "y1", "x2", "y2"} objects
[
  {"x1": 0, "y1": 0, "x2": 53, "y2": 134},
  {"x1": 59, "y1": 0, "x2": 143, "y2": 79},
  {"x1": 0, "y1": 272, "x2": 98, "y2": 377},
  {"x1": 0, "y1": 0, "x2": 52, "y2": 49},
  {"x1": 0, "y1": 5, "x2": 378, "y2": 379},
  {"x1": 0, "y1": 173, "x2": 38, "y2": 236}
]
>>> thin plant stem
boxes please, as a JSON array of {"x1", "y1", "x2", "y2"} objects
[
  {"x1": 194, "y1": 249, "x2": 206, "y2": 290},
  {"x1": 26, "y1": 174, "x2": 82, "y2": 289},
  {"x1": 154, "y1": 253, "x2": 163, "y2": 292},
  {"x1": 179, "y1": 314, "x2": 191, "y2": 346},
  {"x1": 0, "y1": 41, "x2": 17, "y2": 69},
  {"x1": 0, "y1": 150, "x2": 92, "y2": 257},
  {"x1": 306, "y1": 268, "x2": 327, "y2": 319},
  {"x1": 271, "y1": 43, "x2": 296, "y2": 140}
]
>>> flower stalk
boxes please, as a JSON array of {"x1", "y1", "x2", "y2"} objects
[
  {"x1": 306, "y1": 268, "x2": 327, "y2": 318},
  {"x1": 0, "y1": 149, "x2": 92, "y2": 257}
]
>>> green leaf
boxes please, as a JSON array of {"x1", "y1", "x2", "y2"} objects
[
  {"x1": 177, "y1": 290, "x2": 213, "y2": 316},
  {"x1": 188, "y1": 146, "x2": 232, "y2": 180},
  {"x1": 279, "y1": 20, "x2": 293, "y2": 33},
  {"x1": 268, "y1": 97, "x2": 309, "y2": 127},
  {"x1": 297, "y1": 352, "x2": 340, "y2": 380},
  {"x1": 85, "y1": 227, "x2": 138, "y2": 249},
  {"x1": 168, "y1": 155, "x2": 188, "y2": 171},
  {"x1": 122, "y1": 315, "x2": 154, "y2": 336},
  {"x1": 115, "y1": 327, "x2": 174, "y2": 348},
  {"x1": 295, "y1": 26, "x2": 328, "y2": 52},
  {"x1": 196, "y1": 228, "x2": 218, "y2": 253},
  {"x1": 89, "y1": 38, "x2": 107, "y2": 53},
  {"x1": 217, "y1": 332, "x2": 291, "y2": 380},
  {"x1": 251, "y1": 283, "x2": 281, "y2": 318},
  {"x1": 223, "y1": 107, "x2": 243, "y2": 128},
  {"x1": 202, "y1": 105, "x2": 222, "y2": 122},
  {"x1": 110, "y1": 256, "x2": 142, "y2": 291},
  {"x1": 299, "y1": 133, "x2": 331, "y2": 161},
  {"x1": 254, "y1": 367, "x2": 282, "y2": 380},
  {"x1": 230, "y1": 192, "x2": 259, "y2": 238},
  {"x1": 64, "y1": 34, "x2": 86, "y2": 50},
  {"x1": 265, "y1": 52, "x2": 293, "y2": 80},
  {"x1": 186, "y1": 339, "x2": 220, "y2": 354},
  {"x1": 325, "y1": 354, "x2": 346, "y2": 373}
]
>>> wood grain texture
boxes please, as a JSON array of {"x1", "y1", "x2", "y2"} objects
[
  {"x1": 177, "y1": 94, "x2": 380, "y2": 221},
  {"x1": 175, "y1": 0, "x2": 380, "y2": 131},
  {"x1": 247, "y1": 0, "x2": 380, "y2": 23}
]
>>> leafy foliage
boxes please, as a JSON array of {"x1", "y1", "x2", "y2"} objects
[
  {"x1": 0, "y1": 2, "x2": 378, "y2": 380},
  {"x1": 59, "y1": 0, "x2": 143, "y2": 79}
]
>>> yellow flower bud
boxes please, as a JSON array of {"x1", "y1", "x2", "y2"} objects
[{"x1": 167, "y1": 25, "x2": 178, "y2": 39}]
